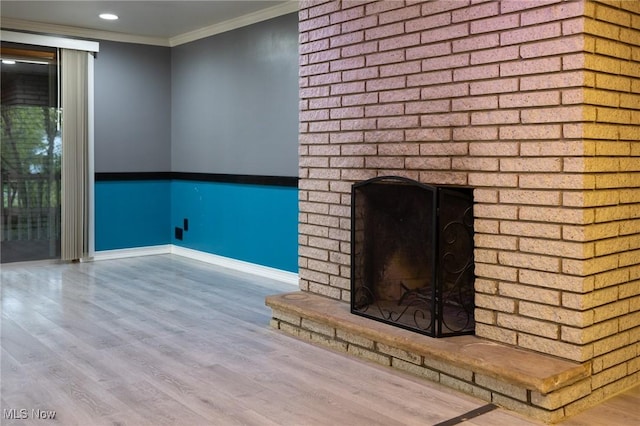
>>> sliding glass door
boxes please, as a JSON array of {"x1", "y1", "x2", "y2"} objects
[{"x1": 1, "y1": 43, "x2": 61, "y2": 263}]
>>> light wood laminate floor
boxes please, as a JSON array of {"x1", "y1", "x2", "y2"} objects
[{"x1": 1, "y1": 255, "x2": 638, "y2": 425}]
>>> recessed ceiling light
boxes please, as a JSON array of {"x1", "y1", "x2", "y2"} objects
[{"x1": 99, "y1": 13, "x2": 119, "y2": 21}]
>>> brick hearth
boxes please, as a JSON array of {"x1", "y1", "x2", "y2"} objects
[
  {"x1": 267, "y1": 291, "x2": 590, "y2": 423},
  {"x1": 268, "y1": 0, "x2": 640, "y2": 422}
]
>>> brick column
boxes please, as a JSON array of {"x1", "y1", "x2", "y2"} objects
[{"x1": 298, "y1": 1, "x2": 640, "y2": 397}]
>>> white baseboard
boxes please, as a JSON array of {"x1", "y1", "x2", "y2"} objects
[
  {"x1": 92, "y1": 244, "x2": 298, "y2": 286},
  {"x1": 170, "y1": 245, "x2": 299, "y2": 286},
  {"x1": 91, "y1": 245, "x2": 172, "y2": 261}
]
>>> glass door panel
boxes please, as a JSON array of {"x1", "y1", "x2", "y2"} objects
[{"x1": 1, "y1": 44, "x2": 61, "y2": 263}]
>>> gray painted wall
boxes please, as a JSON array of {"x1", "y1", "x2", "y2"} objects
[
  {"x1": 94, "y1": 41, "x2": 171, "y2": 173},
  {"x1": 171, "y1": 13, "x2": 298, "y2": 177}
]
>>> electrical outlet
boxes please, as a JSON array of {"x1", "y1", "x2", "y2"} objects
[{"x1": 175, "y1": 227, "x2": 183, "y2": 240}]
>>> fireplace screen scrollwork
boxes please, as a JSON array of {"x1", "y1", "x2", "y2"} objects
[{"x1": 351, "y1": 176, "x2": 475, "y2": 338}]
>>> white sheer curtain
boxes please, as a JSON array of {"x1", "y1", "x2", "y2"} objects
[{"x1": 61, "y1": 49, "x2": 89, "y2": 261}]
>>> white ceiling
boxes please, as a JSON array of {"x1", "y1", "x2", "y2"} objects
[{"x1": 0, "y1": 1, "x2": 296, "y2": 46}]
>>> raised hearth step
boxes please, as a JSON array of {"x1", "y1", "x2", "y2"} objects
[{"x1": 266, "y1": 291, "x2": 592, "y2": 423}]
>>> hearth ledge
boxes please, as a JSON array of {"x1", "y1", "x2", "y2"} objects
[{"x1": 266, "y1": 291, "x2": 592, "y2": 423}]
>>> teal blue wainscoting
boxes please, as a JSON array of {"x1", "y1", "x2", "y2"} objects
[
  {"x1": 171, "y1": 180, "x2": 298, "y2": 273},
  {"x1": 95, "y1": 180, "x2": 171, "y2": 251}
]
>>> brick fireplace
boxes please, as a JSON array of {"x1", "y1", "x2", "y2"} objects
[{"x1": 267, "y1": 0, "x2": 640, "y2": 422}]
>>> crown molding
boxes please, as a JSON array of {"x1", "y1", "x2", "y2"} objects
[
  {"x1": 0, "y1": 17, "x2": 170, "y2": 46},
  {"x1": 169, "y1": 1, "x2": 299, "y2": 47},
  {"x1": 0, "y1": 1, "x2": 299, "y2": 48}
]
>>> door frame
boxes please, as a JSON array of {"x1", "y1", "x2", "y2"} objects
[{"x1": 1, "y1": 30, "x2": 99, "y2": 257}]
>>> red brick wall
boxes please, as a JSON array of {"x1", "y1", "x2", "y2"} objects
[{"x1": 298, "y1": 0, "x2": 640, "y2": 383}]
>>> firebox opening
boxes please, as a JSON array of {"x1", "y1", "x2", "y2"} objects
[{"x1": 351, "y1": 176, "x2": 475, "y2": 338}]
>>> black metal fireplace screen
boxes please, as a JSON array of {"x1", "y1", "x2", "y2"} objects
[{"x1": 351, "y1": 176, "x2": 475, "y2": 337}]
